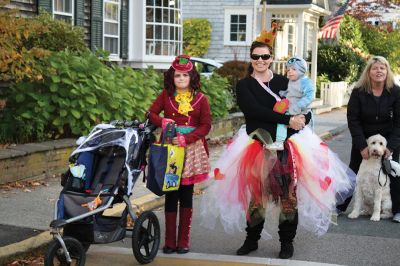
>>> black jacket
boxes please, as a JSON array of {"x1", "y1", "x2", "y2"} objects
[
  {"x1": 347, "y1": 85, "x2": 400, "y2": 152},
  {"x1": 236, "y1": 75, "x2": 311, "y2": 140}
]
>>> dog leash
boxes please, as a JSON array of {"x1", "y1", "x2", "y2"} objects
[{"x1": 378, "y1": 168, "x2": 388, "y2": 187}]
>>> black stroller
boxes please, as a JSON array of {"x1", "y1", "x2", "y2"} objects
[{"x1": 44, "y1": 120, "x2": 160, "y2": 265}]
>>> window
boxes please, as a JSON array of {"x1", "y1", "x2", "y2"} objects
[
  {"x1": 224, "y1": 9, "x2": 252, "y2": 46},
  {"x1": 145, "y1": 0, "x2": 182, "y2": 56},
  {"x1": 104, "y1": 0, "x2": 120, "y2": 57},
  {"x1": 53, "y1": 0, "x2": 73, "y2": 24}
]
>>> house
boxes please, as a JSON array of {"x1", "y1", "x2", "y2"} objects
[
  {"x1": 5, "y1": 0, "x2": 183, "y2": 69},
  {"x1": 182, "y1": 0, "x2": 331, "y2": 87}
]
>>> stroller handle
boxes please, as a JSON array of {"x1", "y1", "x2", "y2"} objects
[{"x1": 109, "y1": 119, "x2": 156, "y2": 134}]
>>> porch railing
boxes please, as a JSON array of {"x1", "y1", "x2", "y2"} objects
[
  {"x1": 271, "y1": 61, "x2": 312, "y2": 77},
  {"x1": 320, "y1": 81, "x2": 349, "y2": 108}
]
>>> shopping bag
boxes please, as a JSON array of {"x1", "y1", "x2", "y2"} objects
[{"x1": 146, "y1": 123, "x2": 185, "y2": 195}]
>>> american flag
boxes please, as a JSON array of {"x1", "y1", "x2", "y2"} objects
[{"x1": 318, "y1": 0, "x2": 350, "y2": 39}]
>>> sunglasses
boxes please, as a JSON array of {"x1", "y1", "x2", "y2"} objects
[
  {"x1": 251, "y1": 54, "x2": 272, "y2": 60},
  {"x1": 287, "y1": 58, "x2": 302, "y2": 64}
]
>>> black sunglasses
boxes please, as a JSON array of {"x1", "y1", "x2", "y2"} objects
[{"x1": 251, "y1": 54, "x2": 272, "y2": 60}]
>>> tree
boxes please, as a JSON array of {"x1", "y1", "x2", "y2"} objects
[
  {"x1": 183, "y1": 18, "x2": 212, "y2": 57},
  {"x1": 346, "y1": 0, "x2": 400, "y2": 22}
]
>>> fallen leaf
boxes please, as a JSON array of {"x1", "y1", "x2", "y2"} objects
[{"x1": 23, "y1": 188, "x2": 31, "y2": 193}]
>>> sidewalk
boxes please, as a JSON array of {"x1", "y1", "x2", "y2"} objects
[{"x1": 0, "y1": 108, "x2": 348, "y2": 263}]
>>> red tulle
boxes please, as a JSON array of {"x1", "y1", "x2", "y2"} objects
[{"x1": 237, "y1": 141, "x2": 264, "y2": 213}]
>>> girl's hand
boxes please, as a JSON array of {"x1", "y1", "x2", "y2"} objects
[{"x1": 172, "y1": 137, "x2": 179, "y2": 145}]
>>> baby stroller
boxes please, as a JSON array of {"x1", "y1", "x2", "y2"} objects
[{"x1": 44, "y1": 120, "x2": 160, "y2": 265}]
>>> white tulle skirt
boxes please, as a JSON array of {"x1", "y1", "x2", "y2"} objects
[{"x1": 200, "y1": 126, "x2": 356, "y2": 238}]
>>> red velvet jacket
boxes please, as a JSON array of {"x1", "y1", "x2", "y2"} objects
[{"x1": 147, "y1": 89, "x2": 212, "y2": 153}]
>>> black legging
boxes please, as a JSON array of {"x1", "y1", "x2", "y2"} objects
[
  {"x1": 337, "y1": 146, "x2": 400, "y2": 214},
  {"x1": 165, "y1": 184, "x2": 194, "y2": 212}
]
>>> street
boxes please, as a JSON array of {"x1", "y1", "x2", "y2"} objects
[{"x1": 89, "y1": 129, "x2": 400, "y2": 266}]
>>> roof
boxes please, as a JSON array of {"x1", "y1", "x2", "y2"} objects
[{"x1": 267, "y1": 0, "x2": 327, "y2": 9}]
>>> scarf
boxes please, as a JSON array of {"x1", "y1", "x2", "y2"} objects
[{"x1": 175, "y1": 91, "x2": 193, "y2": 116}]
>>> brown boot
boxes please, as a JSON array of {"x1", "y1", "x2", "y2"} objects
[
  {"x1": 163, "y1": 211, "x2": 177, "y2": 254},
  {"x1": 177, "y1": 208, "x2": 192, "y2": 254}
]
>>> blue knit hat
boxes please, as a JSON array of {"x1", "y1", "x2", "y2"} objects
[{"x1": 286, "y1": 56, "x2": 307, "y2": 76}]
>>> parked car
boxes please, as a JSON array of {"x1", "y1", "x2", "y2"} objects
[{"x1": 190, "y1": 57, "x2": 223, "y2": 77}]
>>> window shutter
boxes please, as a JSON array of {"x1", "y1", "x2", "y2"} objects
[
  {"x1": 38, "y1": 0, "x2": 52, "y2": 14},
  {"x1": 91, "y1": 0, "x2": 103, "y2": 51},
  {"x1": 75, "y1": 0, "x2": 85, "y2": 27},
  {"x1": 120, "y1": 0, "x2": 129, "y2": 59}
]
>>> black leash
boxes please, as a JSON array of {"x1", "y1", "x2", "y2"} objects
[{"x1": 378, "y1": 167, "x2": 388, "y2": 187}]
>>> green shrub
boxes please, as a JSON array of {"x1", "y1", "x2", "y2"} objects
[
  {"x1": 200, "y1": 74, "x2": 232, "y2": 119},
  {"x1": 0, "y1": 50, "x2": 161, "y2": 143},
  {"x1": 317, "y1": 45, "x2": 365, "y2": 83},
  {"x1": 0, "y1": 3, "x2": 50, "y2": 82},
  {"x1": 362, "y1": 25, "x2": 400, "y2": 73},
  {"x1": 339, "y1": 15, "x2": 369, "y2": 55},
  {"x1": 183, "y1": 18, "x2": 212, "y2": 57},
  {"x1": 215, "y1": 60, "x2": 248, "y2": 111},
  {"x1": 27, "y1": 12, "x2": 88, "y2": 54}
]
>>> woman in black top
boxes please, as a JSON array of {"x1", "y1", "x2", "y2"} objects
[
  {"x1": 337, "y1": 56, "x2": 400, "y2": 223},
  {"x1": 235, "y1": 41, "x2": 309, "y2": 259}
]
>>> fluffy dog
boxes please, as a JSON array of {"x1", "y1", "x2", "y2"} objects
[{"x1": 348, "y1": 134, "x2": 392, "y2": 221}]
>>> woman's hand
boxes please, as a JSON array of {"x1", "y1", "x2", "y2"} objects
[
  {"x1": 384, "y1": 148, "x2": 393, "y2": 159},
  {"x1": 360, "y1": 147, "x2": 369, "y2": 160},
  {"x1": 289, "y1": 115, "x2": 305, "y2": 131}
]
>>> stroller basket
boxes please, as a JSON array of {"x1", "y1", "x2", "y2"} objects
[{"x1": 63, "y1": 210, "x2": 128, "y2": 244}]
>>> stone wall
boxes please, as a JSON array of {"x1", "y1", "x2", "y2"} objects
[{"x1": 0, "y1": 113, "x2": 245, "y2": 184}]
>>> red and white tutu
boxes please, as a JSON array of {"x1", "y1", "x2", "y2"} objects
[{"x1": 201, "y1": 126, "x2": 356, "y2": 237}]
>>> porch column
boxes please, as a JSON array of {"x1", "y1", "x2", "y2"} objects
[
  {"x1": 295, "y1": 12, "x2": 304, "y2": 57},
  {"x1": 311, "y1": 21, "x2": 318, "y2": 98}
]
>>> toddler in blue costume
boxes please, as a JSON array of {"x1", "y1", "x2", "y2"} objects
[{"x1": 266, "y1": 56, "x2": 314, "y2": 150}]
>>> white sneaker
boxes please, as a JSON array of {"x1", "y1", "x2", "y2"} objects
[
  {"x1": 392, "y1": 213, "x2": 400, "y2": 223},
  {"x1": 264, "y1": 141, "x2": 284, "y2": 151}
]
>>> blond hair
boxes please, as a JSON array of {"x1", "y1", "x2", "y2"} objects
[{"x1": 355, "y1": 56, "x2": 395, "y2": 93}]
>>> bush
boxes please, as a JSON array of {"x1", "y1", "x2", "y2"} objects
[
  {"x1": 0, "y1": 6, "x2": 88, "y2": 83},
  {"x1": 183, "y1": 18, "x2": 212, "y2": 57},
  {"x1": 317, "y1": 45, "x2": 365, "y2": 83},
  {"x1": 215, "y1": 60, "x2": 248, "y2": 111},
  {"x1": 28, "y1": 12, "x2": 88, "y2": 54},
  {"x1": 0, "y1": 4, "x2": 50, "y2": 82},
  {"x1": 0, "y1": 49, "x2": 232, "y2": 143},
  {"x1": 0, "y1": 50, "x2": 161, "y2": 143},
  {"x1": 201, "y1": 74, "x2": 233, "y2": 119}
]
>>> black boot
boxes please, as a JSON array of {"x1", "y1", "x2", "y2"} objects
[
  {"x1": 236, "y1": 239, "x2": 258, "y2": 255},
  {"x1": 279, "y1": 242, "x2": 294, "y2": 259}
]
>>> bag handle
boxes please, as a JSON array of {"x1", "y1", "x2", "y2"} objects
[{"x1": 161, "y1": 122, "x2": 176, "y2": 146}]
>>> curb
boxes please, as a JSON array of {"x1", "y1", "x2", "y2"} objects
[{"x1": 0, "y1": 124, "x2": 348, "y2": 262}]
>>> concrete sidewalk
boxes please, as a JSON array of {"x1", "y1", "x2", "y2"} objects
[{"x1": 0, "y1": 108, "x2": 348, "y2": 263}]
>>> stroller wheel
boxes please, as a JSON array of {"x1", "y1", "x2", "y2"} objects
[
  {"x1": 132, "y1": 211, "x2": 160, "y2": 264},
  {"x1": 44, "y1": 236, "x2": 86, "y2": 266}
]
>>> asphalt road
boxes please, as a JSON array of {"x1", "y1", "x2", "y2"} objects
[{"x1": 106, "y1": 129, "x2": 400, "y2": 266}]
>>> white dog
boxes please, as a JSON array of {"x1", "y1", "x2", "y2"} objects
[{"x1": 348, "y1": 134, "x2": 392, "y2": 221}]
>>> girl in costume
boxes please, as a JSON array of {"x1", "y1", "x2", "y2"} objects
[
  {"x1": 201, "y1": 42, "x2": 355, "y2": 259},
  {"x1": 147, "y1": 55, "x2": 212, "y2": 254}
]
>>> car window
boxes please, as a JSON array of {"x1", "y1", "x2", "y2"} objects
[{"x1": 193, "y1": 61, "x2": 205, "y2": 73}]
